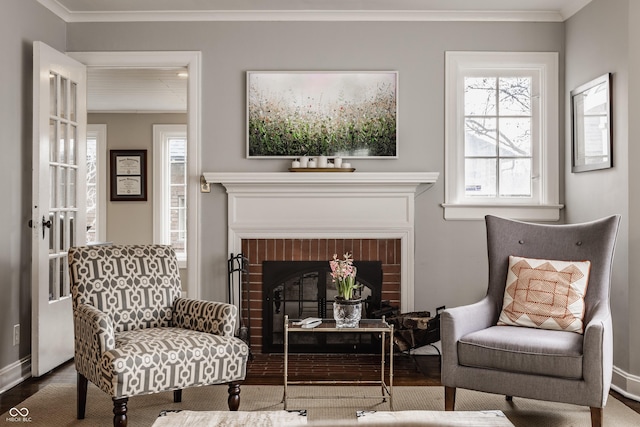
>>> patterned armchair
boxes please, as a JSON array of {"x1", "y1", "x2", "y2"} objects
[{"x1": 68, "y1": 245, "x2": 249, "y2": 427}]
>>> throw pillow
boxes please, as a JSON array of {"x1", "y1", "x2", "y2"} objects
[{"x1": 497, "y1": 255, "x2": 591, "y2": 333}]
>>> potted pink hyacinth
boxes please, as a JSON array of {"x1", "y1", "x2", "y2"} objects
[{"x1": 329, "y1": 252, "x2": 362, "y2": 327}]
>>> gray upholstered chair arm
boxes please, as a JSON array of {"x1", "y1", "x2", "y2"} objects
[
  {"x1": 441, "y1": 297, "x2": 497, "y2": 385},
  {"x1": 582, "y1": 301, "x2": 613, "y2": 404},
  {"x1": 173, "y1": 298, "x2": 238, "y2": 337}
]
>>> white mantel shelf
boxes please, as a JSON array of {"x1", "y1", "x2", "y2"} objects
[{"x1": 202, "y1": 171, "x2": 439, "y2": 193}]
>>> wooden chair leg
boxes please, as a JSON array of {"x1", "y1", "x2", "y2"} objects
[
  {"x1": 227, "y1": 382, "x2": 241, "y2": 411},
  {"x1": 506, "y1": 395, "x2": 513, "y2": 401},
  {"x1": 445, "y1": 386, "x2": 456, "y2": 411},
  {"x1": 77, "y1": 372, "x2": 88, "y2": 419},
  {"x1": 174, "y1": 389, "x2": 182, "y2": 403},
  {"x1": 113, "y1": 397, "x2": 128, "y2": 427},
  {"x1": 590, "y1": 407, "x2": 603, "y2": 427}
]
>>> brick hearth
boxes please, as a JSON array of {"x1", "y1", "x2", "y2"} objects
[{"x1": 240, "y1": 238, "x2": 401, "y2": 354}]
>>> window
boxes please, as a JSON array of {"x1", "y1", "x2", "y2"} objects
[
  {"x1": 86, "y1": 124, "x2": 107, "y2": 243},
  {"x1": 443, "y1": 52, "x2": 562, "y2": 221},
  {"x1": 153, "y1": 124, "x2": 187, "y2": 266}
]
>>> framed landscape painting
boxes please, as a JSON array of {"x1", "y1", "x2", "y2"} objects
[{"x1": 247, "y1": 71, "x2": 398, "y2": 158}]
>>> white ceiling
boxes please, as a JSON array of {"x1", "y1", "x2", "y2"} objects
[
  {"x1": 56, "y1": 0, "x2": 591, "y2": 112},
  {"x1": 40, "y1": 0, "x2": 592, "y2": 22}
]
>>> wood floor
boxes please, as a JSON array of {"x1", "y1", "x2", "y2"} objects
[{"x1": 2, "y1": 353, "x2": 639, "y2": 417}]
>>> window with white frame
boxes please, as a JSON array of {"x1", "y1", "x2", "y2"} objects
[
  {"x1": 153, "y1": 124, "x2": 187, "y2": 266},
  {"x1": 443, "y1": 52, "x2": 562, "y2": 221},
  {"x1": 86, "y1": 124, "x2": 107, "y2": 243}
]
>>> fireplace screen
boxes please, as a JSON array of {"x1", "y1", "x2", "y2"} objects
[{"x1": 262, "y1": 261, "x2": 383, "y2": 353}]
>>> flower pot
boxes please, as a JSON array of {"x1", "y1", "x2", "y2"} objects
[{"x1": 333, "y1": 298, "x2": 362, "y2": 328}]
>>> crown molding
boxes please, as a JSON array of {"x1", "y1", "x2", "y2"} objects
[{"x1": 37, "y1": 1, "x2": 568, "y2": 23}]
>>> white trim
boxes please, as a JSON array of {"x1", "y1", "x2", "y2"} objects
[
  {"x1": 0, "y1": 356, "x2": 31, "y2": 395},
  {"x1": 443, "y1": 51, "x2": 561, "y2": 221},
  {"x1": 35, "y1": 2, "x2": 570, "y2": 23},
  {"x1": 86, "y1": 124, "x2": 107, "y2": 242},
  {"x1": 204, "y1": 172, "x2": 438, "y2": 313},
  {"x1": 153, "y1": 124, "x2": 188, "y2": 268},
  {"x1": 69, "y1": 51, "x2": 202, "y2": 300},
  {"x1": 612, "y1": 365, "x2": 640, "y2": 402}
]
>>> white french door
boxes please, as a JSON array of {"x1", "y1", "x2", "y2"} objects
[{"x1": 31, "y1": 41, "x2": 87, "y2": 376}]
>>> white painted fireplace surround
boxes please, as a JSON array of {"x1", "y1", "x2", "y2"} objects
[{"x1": 203, "y1": 172, "x2": 439, "y2": 313}]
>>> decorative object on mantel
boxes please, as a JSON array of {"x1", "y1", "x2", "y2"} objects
[
  {"x1": 330, "y1": 252, "x2": 363, "y2": 328},
  {"x1": 247, "y1": 71, "x2": 398, "y2": 158},
  {"x1": 289, "y1": 156, "x2": 355, "y2": 172}
]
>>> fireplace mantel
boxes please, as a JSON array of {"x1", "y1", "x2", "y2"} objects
[
  {"x1": 202, "y1": 172, "x2": 438, "y2": 191},
  {"x1": 204, "y1": 171, "x2": 439, "y2": 313}
]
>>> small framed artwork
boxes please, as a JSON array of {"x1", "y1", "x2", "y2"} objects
[
  {"x1": 247, "y1": 71, "x2": 398, "y2": 158},
  {"x1": 110, "y1": 149, "x2": 147, "y2": 201},
  {"x1": 571, "y1": 73, "x2": 613, "y2": 173}
]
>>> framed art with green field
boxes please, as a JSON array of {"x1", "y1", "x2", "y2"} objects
[{"x1": 247, "y1": 71, "x2": 398, "y2": 158}]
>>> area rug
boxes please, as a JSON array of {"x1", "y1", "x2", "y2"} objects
[
  {"x1": 152, "y1": 409, "x2": 308, "y2": 426},
  {"x1": 2, "y1": 383, "x2": 639, "y2": 427}
]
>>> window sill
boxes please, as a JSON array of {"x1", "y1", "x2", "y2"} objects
[{"x1": 442, "y1": 204, "x2": 564, "y2": 221}]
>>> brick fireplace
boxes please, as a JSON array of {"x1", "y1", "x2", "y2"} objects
[
  {"x1": 203, "y1": 171, "x2": 439, "y2": 353},
  {"x1": 241, "y1": 238, "x2": 401, "y2": 353}
]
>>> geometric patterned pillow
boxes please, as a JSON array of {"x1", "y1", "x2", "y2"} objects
[{"x1": 497, "y1": 256, "x2": 591, "y2": 334}]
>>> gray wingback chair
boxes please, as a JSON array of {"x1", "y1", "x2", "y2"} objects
[
  {"x1": 68, "y1": 244, "x2": 249, "y2": 427},
  {"x1": 441, "y1": 215, "x2": 620, "y2": 427}
]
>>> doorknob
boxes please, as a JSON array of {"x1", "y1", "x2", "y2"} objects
[{"x1": 42, "y1": 215, "x2": 52, "y2": 239}]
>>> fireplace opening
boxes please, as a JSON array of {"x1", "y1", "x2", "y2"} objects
[{"x1": 262, "y1": 260, "x2": 384, "y2": 353}]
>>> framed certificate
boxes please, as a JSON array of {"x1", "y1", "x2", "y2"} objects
[{"x1": 110, "y1": 149, "x2": 147, "y2": 201}]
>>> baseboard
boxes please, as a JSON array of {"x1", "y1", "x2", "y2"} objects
[
  {"x1": 0, "y1": 356, "x2": 31, "y2": 394},
  {"x1": 612, "y1": 365, "x2": 640, "y2": 402}
]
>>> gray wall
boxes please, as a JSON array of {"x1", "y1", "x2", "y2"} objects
[
  {"x1": 0, "y1": 0, "x2": 65, "y2": 379},
  {"x1": 565, "y1": 0, "x2": 633, "y2": 384},
  {"x1": 88, "y1": 113, "x2": 187, "y2": 245},
  {"x1": 67, "y1": 21, "x2": 565, "y2": 308}
]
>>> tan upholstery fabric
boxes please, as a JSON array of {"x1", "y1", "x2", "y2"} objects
[{"x1": 498, "y1": 256, "x2": 590, "y2": 333}]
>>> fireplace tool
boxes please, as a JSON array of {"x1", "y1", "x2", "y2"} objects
[{"x1": 228, "y1": 253, "x2": 252, "y2": 357}]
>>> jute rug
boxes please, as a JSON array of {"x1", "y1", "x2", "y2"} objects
[{"x1": 2, "y1": 383, "x2": 639, "y2": 427}]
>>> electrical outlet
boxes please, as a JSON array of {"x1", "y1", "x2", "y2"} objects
[{"x1": 13, "y1": 324, "x2": 20, "y2": 346}]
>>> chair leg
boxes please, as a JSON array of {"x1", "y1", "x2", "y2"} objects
[
  {"x1": 77, "y1": 372, "x2": 88, "y2": 419},
  {"x1": 227, "y1": 382, "x2": 241, "y2": 411},
  {"x1": 506, "y1": 395, "x2": 513, "y2": 401},
  {"x1": 174, "y1": 389, "x2": 182, "y2": 403},
  {"x1": 113, "y1": 397, "x2": 128, "y2": 427},
  {"x1": 590, "y1": 407, "x2": 603, "y2": 427},
  {"x1": 445, "y1": 386, "x2": 456, "y2": 411}
]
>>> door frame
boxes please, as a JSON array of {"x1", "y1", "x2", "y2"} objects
[{"x1": 68, "y1": 51, "x2": 202, "y2": 299}]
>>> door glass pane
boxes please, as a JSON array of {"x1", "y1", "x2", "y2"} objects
[
  {"x1": 59, "y1": 212, "x2": 65, "y2": 252},
  {"x1": 49, "y1": 120, "x2": 57, "y2": 162},
  {"x1": 49, "y1": 73, "x2": 57, "y2": 116},
  {"x1": 59, "y1": 123, "x2": 66, "y2": 164},
  {"x1": 59, "y1": 256, "x2": 65, "y2": 298},
  {"x1": 69, "y1": 212, "x2": 76, "y2": 248},
  {"x1": 49, "y1": 258, "x2": 56, "y2": 301},
  {"x1": 69, "y1": 168, "x2": 76, "y2": 208},
  {"x1": 69, "y1": 125, "x2": 76, "y2": 165},
  {"x1": 49, "y1": 165, "x2": 57, "y2": 208},
  {"x1": 48, "y1": 212, "x2": 55, "y2": 254},
  {"x1": 70, "y1": 82, "x2": 77, "y2": 122},
  {"x1": 58, "y1": 167, "x2": 67, "y2": 208},
  {"x1": 60, "y1": 77, "x2": 68, "y2": 119}
]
